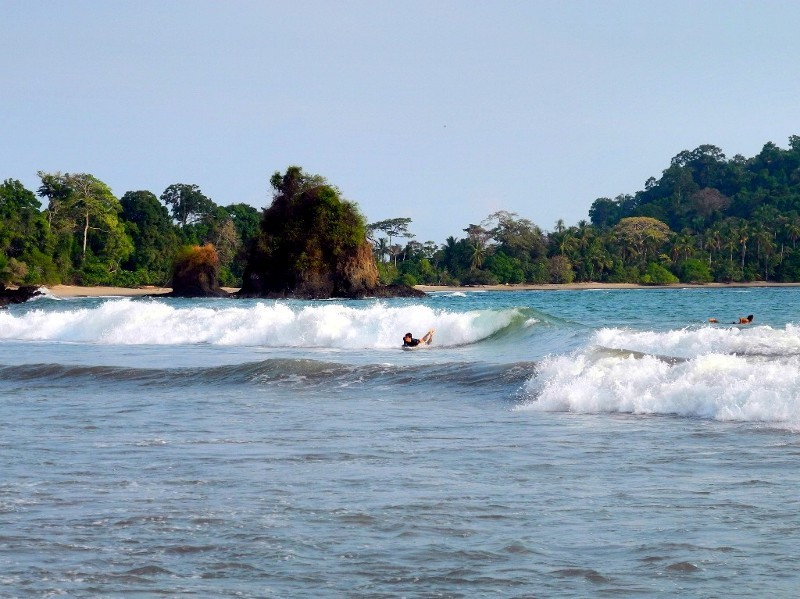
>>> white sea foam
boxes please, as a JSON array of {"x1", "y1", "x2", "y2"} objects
[
  {"x1": 595, "y1": 324, "x2": 800, "y2": 358},
  {"x1": 520, "y1": 325, "x2": 800, "y2": 425},
  {"x1": 0, "y1": 299, "x2": 521, "y2": 348}
]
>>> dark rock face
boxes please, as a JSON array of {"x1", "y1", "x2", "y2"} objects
[
  {"x1": 0, "y1": 284, "x2": 42, "y2": 308},
  {"x1": 355, "y1": 284, "x2": 426, "y2": 298},
  {"x1": 239, "y1": 167, "x2": 425, "y2": 300},
  {"x1": 167, "y1": 244, "x2": 229, "y2": 298}
]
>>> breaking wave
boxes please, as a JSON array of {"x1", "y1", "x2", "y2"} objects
[
  {"x1": 519, "y1": 324, "x2": 800, "y2": 426},
  {"x1": 0, "y1": 298, "x2": 539, "y2": 348}
]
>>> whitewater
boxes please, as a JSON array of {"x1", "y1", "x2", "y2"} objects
[{"x1": 2, "y1": 287, "x2": 800, "y2": 597}]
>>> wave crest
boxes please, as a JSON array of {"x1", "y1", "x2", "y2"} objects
[
  {"x1": 520, "y1": 326, "x2": 800, "y2": 425},
  {"x1": 0, "y1": 299, "x2": 529, "y2": 348}
]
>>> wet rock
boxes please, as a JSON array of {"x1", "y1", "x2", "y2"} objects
[{"x1": 0, "y1": 284, "x2": 42, "y2": 308}]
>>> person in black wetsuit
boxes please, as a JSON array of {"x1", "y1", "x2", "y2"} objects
[{"x1": 402, "y1": 330, "x2": 435, "y2": 347}]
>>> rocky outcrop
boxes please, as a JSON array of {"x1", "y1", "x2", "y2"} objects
[
  {"x1": 0, "y1": 284, "x2": 42, "y2": 308},
  {"x1": 167, "y1": 244, "x2": 229, "y2": 298},
  {"x1": 239, "y1": 166, "x2": 424, "y2": 299}
]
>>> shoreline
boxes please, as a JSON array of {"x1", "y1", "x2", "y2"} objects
[
  {"x1": 415, "y1": 281, "x2": 800, "y2": 292},
  {"x1": 44, "y1": 285, "x2": 171, "y2": 298},
  {"x1": 39, "y1": 281, "x2": 800, "y2": 298}
]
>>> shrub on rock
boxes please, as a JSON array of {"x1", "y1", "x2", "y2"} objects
[{"x1": 169, "y1": 243, "x2": 228, "y2": 297}]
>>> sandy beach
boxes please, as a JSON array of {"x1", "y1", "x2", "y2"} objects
[
  {"x1": 43, "y1": 285, "x2": 243, "y2": 298},
  {"x1": 45, "y1": 285, "x2": 172, "y2": 298},
  {"x1": 38, "y1": 281, "x2": 800, "y2": 298}
]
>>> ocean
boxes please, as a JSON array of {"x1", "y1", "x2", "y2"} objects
[{"x1": 2, "y1": 286, "x2": 800, "y2": 597}]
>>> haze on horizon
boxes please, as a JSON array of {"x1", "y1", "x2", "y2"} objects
[{"x1": 2, "y1": 0, "x2": 799, "y2": 244}]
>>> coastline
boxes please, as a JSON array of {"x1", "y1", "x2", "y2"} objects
[
  {"x1": 44, "y1": 285, "x2": 239, "y2": 298},
  {"x1": 40, "y1": 281, "x2": 800, "y2": 298},
  {"x1": 45, "y1": 285, "x2": 172, "y2": 298},
  {"x1": 414, "y1": 281, "x2": 800, "y2": 292}
]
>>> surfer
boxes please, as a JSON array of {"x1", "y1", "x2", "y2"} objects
[
  {"x1": 708, "y1": 314, "x2": 753, "y2": 324},
  {"x1": 403, "y1": 329, "x2": 435, "y2": 347}
]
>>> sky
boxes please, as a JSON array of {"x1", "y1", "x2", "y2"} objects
[{"x1": 2, "y1": 1, "x2": 799, "y2": 244}]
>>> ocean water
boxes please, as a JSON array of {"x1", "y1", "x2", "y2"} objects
[{"x1": 2, "y1": 287, "x2": 800, "y2": 597}]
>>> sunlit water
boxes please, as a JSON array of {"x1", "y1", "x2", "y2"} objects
[{"x1": 2, "y1": 287, "x2": 800, "y2": 597}]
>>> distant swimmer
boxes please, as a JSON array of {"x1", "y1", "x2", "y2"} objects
[
  {"x1": 403, "y1": 329, "x2": 435, "y2": 348},
  {"x1": 708, "y1": 314, "x2": 753, "y2": 324}
]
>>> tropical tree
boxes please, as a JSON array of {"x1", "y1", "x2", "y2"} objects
[
  {"x1": 734, "y1": 219, "x2": 750, "y2": 278},
  {"x1": 784, "y1": 215, "x2": 800, "y2": 250},
  {"x1": 0, "y1": 179, "x2": 45, "y2": 257},
  {"x1": 160, "y1": 183, "x2": 215, "y2": 227},
  {"x1": 38, "y1": 172, "x2": 133, "y2": 279},
  {"x1": 120, "y1": 190, "x2": 180, "y2": 283},
  {"x1": 440, "y1": 236, "x2": 472, "y2": 282},
  {"x1": 0, "y1": 179, "x2": 54, "y2": 283},
  {"x1": 484, "y1": 211, "x2": 547, "y2": 262},
  {"x1": 485, "y1": 251, "x2": 525, "y2": 283},
  {"x1": 224, "y1": 203, "x2": 260, "y2": 250},
  {"x1": 611, "y1": 217, "x2": 673, "y2": 265},
  {"x1": 464, "y1": 223, "x2": 493, "y2": 270},
  {"x1": 704, "y1": 225, "x2": 722, "y2": 268},
  {"x1": 671, "y1": 231, "x2": 695, "y2": 263},
  {"x1": 373, "y1": 237, "x2": 389, "y2": 264},
  {"x1": 548, "y1": 255, "x2": 574, "y2": 283},
  {"x1": 368, "y1": 217, "x2": 412, "y2": 249}
]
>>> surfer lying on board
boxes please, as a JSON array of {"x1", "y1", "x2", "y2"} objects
[
  {"x1": 708, "y1": 314, "x2": 753, "y2": 324},
  {"x1": 403, "y1": 330, "x2": 435, "y2": 347}
]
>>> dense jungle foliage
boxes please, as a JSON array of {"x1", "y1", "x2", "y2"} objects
[
  {"x1": 0, "y1": 173, "x2": 260, "y2": 287},
  {"x1": 240, "y1": 167, "x2": 379, "y2": 298},
  {"x1": 371, "y1": 135, "x2": 800, "y2": 286},
  {"x1": 2, "y1": 135, "x2": 799, "y2": 287}
]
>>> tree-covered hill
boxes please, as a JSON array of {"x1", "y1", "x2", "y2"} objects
[
  {"x1": 589, "y1": 137, "x2": 800, "y2": 232},
  {"x1": 2, "y1": 135, "x2": 799, "y2": 288},
  {"x1": 375, "y1": 135, "x2": 800, "y2": 286}
]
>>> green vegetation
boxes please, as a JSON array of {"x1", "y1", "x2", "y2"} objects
[
  {"x1": 3, "y1": 134, "x2": 800, "y2": 288},
  {"x1": 0, "y1": 173, "x2": 259, "y2": 287},
  {"x1": 240, "y1": 167, "x2": 379, "y2": 298},
  {"x1": 169, "y1": 243, "x2": 225, "y2": 297},
  {"x1": 372, "y1": 135, "x2": 800, "y2": 286}
]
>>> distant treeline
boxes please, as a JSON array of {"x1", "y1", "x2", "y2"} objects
[
  {"x1": 372, "y1": 135, "x2": 800, "y2": 286},
  {"x1": 2, "y1": 135, "x2": 799, "y2": 287},
  {"x1": 0, "y1": 174, "x2": 260, "y2": 287}
]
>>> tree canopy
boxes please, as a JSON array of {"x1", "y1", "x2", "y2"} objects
[
  {"x1": 240, "y1": 166, "x2": 379, "y2": 298},
  {"x1": 4, "y1": 134, "x2": 800, "y2": 288}
]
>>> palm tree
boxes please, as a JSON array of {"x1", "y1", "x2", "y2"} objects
[
  {"x1": 389, "y1": 244, "x2": 403, "y2": 267},
  {"x1": 786, "y1": 216, "x2": 800, "y2": 250},
  {"x1": 704, "y1": 226, "x2": 722, "y2": 269},
  {"x1": 671, "y1": 231, "x2": 695, "y2": 263},
  {"x1": 469, "y1": 239, "x2": 487, "y2": 270},
  {"x1": 375, "y1": 237, "x2": 389, "y2": 263},
  {"x1": 754, "y1": 226, "x2": 775, "y2": 280},
  {"x1": 735, "y1": 220, "x2": 750, "y2": 278}
]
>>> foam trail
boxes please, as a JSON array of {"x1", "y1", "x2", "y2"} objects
[{"x1": 0, "y1": 299, "x2": 524, "y2": 348}]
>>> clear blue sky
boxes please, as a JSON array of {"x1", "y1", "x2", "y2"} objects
[{"x1": 2, "y1": 0, "x2": 799, "y2": 244}]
